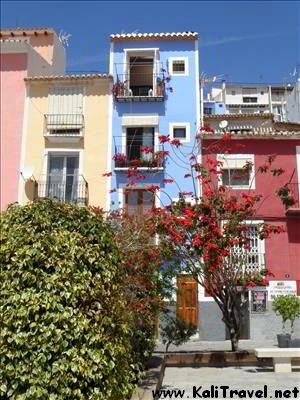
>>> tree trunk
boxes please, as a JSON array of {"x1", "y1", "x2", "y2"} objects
[
  {"x1": 220, "y1": 292, "x2": 241, "y2": 352},
  {"x1": 229, "y1": 327, "x2": 239, "y2": 351}
]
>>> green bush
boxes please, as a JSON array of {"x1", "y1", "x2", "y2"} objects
[
  {"x1": 272, "y1": 295, "x2": 300, "y2": 334},
  {"x1": 0, "y1": 200, "x2": 138, "y2": 399},
  {"x1": 161, "y1": 313, "x2": 198, "y2": 352}
]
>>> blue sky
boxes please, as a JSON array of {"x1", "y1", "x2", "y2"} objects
[{"x1": 1, "y1": 1, "x2": 299, "y2": 84}]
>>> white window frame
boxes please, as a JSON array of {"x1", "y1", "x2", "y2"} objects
[
  {"x1": 169, "y1": 57, "x2": 189, "y2": 76},
  {"x1": 169, "y1": 122, "x2": 190, "y2": 143},
  {"x1": 217, "y1": 154, "x2": 255, "y2": 190}
]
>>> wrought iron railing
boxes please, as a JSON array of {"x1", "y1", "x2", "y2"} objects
[
  {"x1": 113, "y1": 73, "x2": 166, "y2": 98},
  {"x1": 36, "y1": 175, "x2": 88, "y2": 206},
  {"x1": 114, "y1": 144, "x2": 164, "y2": 168},
  {"x1": 228, "y1": 252, "x2": 266, "y2": 274},
  {"x1": 45, "y1": 114, "x2": 84, "y2": 132}
]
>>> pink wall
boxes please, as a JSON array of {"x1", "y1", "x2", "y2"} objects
[
  {"x1": 203, "y1": 139, "x2": 300, "y2": 293},
  {"x1": 0, "y1": 53, "x2": 27, "y2": 210}
]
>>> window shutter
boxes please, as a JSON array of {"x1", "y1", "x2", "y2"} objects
[
  {"x1": 220, "y1": 158, "x2": 249, "y2": 169},
  {"x1": 49, "y1": 86, "x2": 83, "y2": 115}
]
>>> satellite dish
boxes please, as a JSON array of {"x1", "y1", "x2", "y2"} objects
[
  {"x1": 219, "y1": 120, "x2": 228, "y2": 129},
  {"x1": 21, "y1": 166, "x2": 33, "y2": 180}
]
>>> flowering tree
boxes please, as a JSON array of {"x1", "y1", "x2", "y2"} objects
[{"x1": 105, "y1": 126, "x2": 291, "y2": 352}]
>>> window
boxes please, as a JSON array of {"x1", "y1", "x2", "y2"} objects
[
  {"x1": 169, "y1": 122, "x2": 190, "y2": 143},
  {"x1": 243, "y1": 97, "x2": 258, "y2": 103},
  {"x1": 231, "y1": 223, "x2": 265, "y2": 274},
  {"x1": 169, "y1": 57, "x2": 188, "y2": 76},
  {"x1": 46, "y1": 154, "x2": 80, "y2": 203},
  {"x1": 218, "y1": 154, "x2": 255, "y2": 189},
  {"x1": 173, "y1": 127, "x2": 186, "y2": 139},
  {"x1": 231, "y1": 90, "x2": 236, "y2": 95},
  {"x1": 204, "y1": 107, "x2": 212, "y2": 115}
]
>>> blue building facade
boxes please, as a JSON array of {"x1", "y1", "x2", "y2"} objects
[
  {"x1": 203, "y1": 100, "x2": 226, "y2": 115},
  {"x1": 108, "y1": 32, "x2": 201, "y2": 213}
]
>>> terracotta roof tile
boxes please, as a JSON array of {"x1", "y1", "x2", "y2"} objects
[
  {"x1": 25, "y1": 74, "x2": 112, "y2": 82},
  {"x1": 110, "y1": 31, "x2": 198, "y2": 41}
]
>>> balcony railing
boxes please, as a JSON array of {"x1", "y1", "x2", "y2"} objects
[
  {"x1": 114, "y1": 144, "x2": 164, "y2": 169},
  {"x1": 113, "y1": 73, "x2": 166, "y2": 102},
  {"x1": 44, "y1": 114, "x2": 84, "y2": 141},
  {"x1": 36, "y1": 175, "x2": 88, "y2": 206}
]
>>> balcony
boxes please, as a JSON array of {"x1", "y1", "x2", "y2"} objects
[
  {"x1": 44, "y1": 114, "x2": 84, "y2": 142},
  {"x1": 35, "y1": 175, "x2": 88, "y2": 206},
  {"x1": 114, "y1": 144, "x2": 164, "y2": 170},
  {"x1": 284, "y1": 182, "x2": 300, "y2": 217},
  {"x1": 113, "y1": 73, "x2": 166, "y2": 102}
]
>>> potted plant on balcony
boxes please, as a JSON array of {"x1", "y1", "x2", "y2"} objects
[
  {"x1": 113, "y1": 153, "x2": 127, "y2": 168},
  {"x1": 272, "y1": 295, "x2": 300, "y2": 347}
]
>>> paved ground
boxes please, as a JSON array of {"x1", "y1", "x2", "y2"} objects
[
  {"x1": 162, "y1": 366, "x2": 300, "y2": 399},
  {"x1": 155, "y1": 339, "x2": 277, "y2": 353}
]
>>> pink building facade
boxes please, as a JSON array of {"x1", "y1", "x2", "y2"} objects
[{"x1": 0, "y1": 28, "x2": 65, "y2": 210}]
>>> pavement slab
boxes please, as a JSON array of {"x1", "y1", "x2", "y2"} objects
[{"x1": 161, "y1": 366, "x2": 300, "y2": 399}]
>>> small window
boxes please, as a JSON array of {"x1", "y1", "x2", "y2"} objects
[
  {"x1": 243, "y1": 97, "x2": 258, "y2": 103},
  {"x1": 173, "y1": 60, "x2": 185, "y2": 73},
  {"x1": 218, "y1": 154, "x2": 255, "y2": 189},
  {"x1": 204, "y1": 107, "x2": 212, "y2": 115},
  {"x1": 232, "y1": 90, "x2": 236, "y2": 95},
  {"x1": 173, "y1": 127, "x2": 186, "y2": 139},
  {"x1": 169, "y1": 58, "x2": 188, "y2": 76},
  {"x1": 170, "y1": 123, "x2": 190, "y2": 143}
]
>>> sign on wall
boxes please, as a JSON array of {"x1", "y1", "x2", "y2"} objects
[{"x1": 268, "y1": 280, "x2": 297, "y2": 300}]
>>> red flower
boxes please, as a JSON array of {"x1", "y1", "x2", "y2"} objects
[
  {"x1": 102, "y1": 172, "x2": 112, "y2": 177},
  {"x1": 141, "y1": 146, "x2": 154, "y2": 154},
  {"x1": 159, "y1": 135, "x2": 170, "y2": 143},
  {"x1": 163, "y1": 178, "x2": 174, "y2": 184},
  {"x1": 258, "y1": 278, "x2": 269, "y2": 286},
  {"x1": 245, "y1": 281, "x2": 257, "y2": 288},
  {"x1": 201, "y1": 124, "x2": 214, "y2": 133},
  {"x1": 170, "y1": 138, "x2": 182, "y2": 147},
  {"x1": 145, "y1": 185, "x2": 160, "y2": 192}
]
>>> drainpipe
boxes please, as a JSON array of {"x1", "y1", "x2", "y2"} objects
[{"x1": 268, "y1": 85, "x2": 273, "y2": 115}]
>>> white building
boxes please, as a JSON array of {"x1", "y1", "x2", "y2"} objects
[
  {"x1": 286, "y1": 80, "x2": 300, "y2": 123},
  {"x1": 206, "y1": 82, "x2": 294, "y2": 121}
]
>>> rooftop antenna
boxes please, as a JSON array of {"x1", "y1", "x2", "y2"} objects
[{"x1": 59, "y1": 30, "x2": 71, "y2": 47}]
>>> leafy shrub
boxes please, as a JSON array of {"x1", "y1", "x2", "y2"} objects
[
  {"x1": 0, "y1": 200, "x2": 139, "y2": 399},
  {"x1": 161, "y1": 314, "x2": 198, "y2": 352},
  {"x1": 107, "y1": 212, "x2": 167, "y2": 366},
  {"x1": 272, "y1": 295, "x2": 300, "y2": 334}
]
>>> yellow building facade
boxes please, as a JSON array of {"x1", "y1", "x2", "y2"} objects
[{"x1": 19, "y1": 74, "x2": 112, "y2": 209}]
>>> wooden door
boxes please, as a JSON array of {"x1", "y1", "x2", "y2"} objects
[
  {"x1": 177, "y1": 276, "x2": 198, "y2": 327},
  {"x1": 125, "y1": 190, "x2": 155, "y2": 217}
]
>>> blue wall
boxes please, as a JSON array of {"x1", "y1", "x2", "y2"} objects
[
  {"x1": 204, "y1": 101, "x2": 226, "y2": 115},
  {"x1": 110, "y1": 38, "x2": 200, "y2": 209}
]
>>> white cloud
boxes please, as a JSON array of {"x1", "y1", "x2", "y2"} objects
[{"x1": 201, "y1": 30, "x2": 297, "y2": 47}]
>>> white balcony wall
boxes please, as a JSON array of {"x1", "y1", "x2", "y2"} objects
[{"x1": 225, "y1": 86, "x2": 269, "y2": 105}]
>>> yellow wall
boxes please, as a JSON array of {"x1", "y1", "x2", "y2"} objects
[{"x1": 20, "y1": 79, "x2": 111, "y2": 209}]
